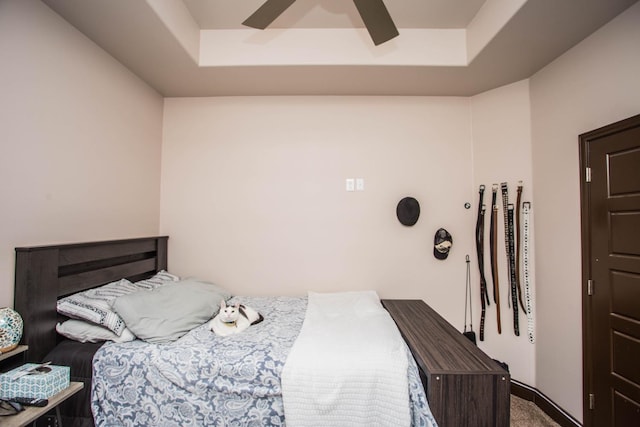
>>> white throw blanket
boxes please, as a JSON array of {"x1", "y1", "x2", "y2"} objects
[{"x1": 281, "y1": 291, "x2": 410, "y2": 427}]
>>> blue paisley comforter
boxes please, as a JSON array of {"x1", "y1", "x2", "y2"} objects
[{"x1": 92, "y1": 296, "x2": 437, "y2": 426}]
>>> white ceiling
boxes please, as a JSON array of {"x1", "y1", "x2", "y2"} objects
[{"x1": 42, "y1": 0, "x2": 639, "y2": 97}]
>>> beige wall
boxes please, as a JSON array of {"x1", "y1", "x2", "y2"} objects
[
  {"x1": 529, "y1": 1, "x2": 640, "y2": 421},
  {"x1": 470, "y1": 80, "x2": 536, "y2": 386},
  {"x1": 161, "y1": 91, "x2": 541, "y2": 388},
  {"x1": 160, "y1": 96, "x2": 477, "y2": 322},
  {"x1": 0, "y1": 0, "x2": 164, "y2": 307}
]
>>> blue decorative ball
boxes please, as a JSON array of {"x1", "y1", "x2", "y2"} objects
[{"x1": 0, "y1": 307, "x2": 23, "y2": 353}]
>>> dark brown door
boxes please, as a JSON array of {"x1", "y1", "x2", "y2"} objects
[{"x1": 581, "y1": 114, "x2": 640, "y2": 427}]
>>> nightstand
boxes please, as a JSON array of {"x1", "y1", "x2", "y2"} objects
[
  {"x1": 0, "y1": 382, "x2": 83, "y2": 427},
  {"x1": 0, "y1": 346, "x2": 84, "y2": 427},
  {"x1": 0, "y1": 346, "x2": 27, "y2": 369}
]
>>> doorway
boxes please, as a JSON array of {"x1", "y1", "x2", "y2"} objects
[{"x1": 580, "y1": 114, "x2": 640, "y2": 427}]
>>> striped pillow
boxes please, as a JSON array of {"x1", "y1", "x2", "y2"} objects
[
  {"x1": 132, "y1": 270, "x2": 180, "y2": 290},
  {"x1": 56, "y1": 271, "x2": 179, "y2": 335}
]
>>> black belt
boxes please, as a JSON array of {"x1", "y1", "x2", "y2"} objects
[
  {"x1": 507, "y1": 203, "x2": 520, "y2": 336},
  {"x1": 515, "y1": 182, "x2": 526, "y2": 311},
  {"x1": 500, "y1": 182, "x2": 511, "y2": 308},
  {"x1": 489, "y1": 184, "x2": 501, "y2": 334},
  {"x1": 475, "y1": 185, "x2": 489, "y2": 341},
  {"x1": 502, "y1": 183, "x2": 521, "y2": 335}
]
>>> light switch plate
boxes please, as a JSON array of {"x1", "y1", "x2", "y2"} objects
[{"x1": 346, "y1": 178, "x2": 355, "y2": 191}]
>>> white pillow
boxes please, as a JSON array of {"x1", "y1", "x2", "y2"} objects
[
  {"x1": 56, "y1": 319, "x2": 136, "y2": 343},
  {"x1": 57, "y1": 279, "x2": 134, "y2": 335},
  {"x1": 133, "y1": 270, "x2": 180, "y2": 289}
]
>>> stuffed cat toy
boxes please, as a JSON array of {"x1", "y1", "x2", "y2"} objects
[{"x1": 210, "y1": 300, "x2": 264, "y2": 336}]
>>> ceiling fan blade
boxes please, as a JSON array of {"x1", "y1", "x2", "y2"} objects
[
  {"x1": 352, "y1": 0, "x2": 399, "y2": 46},
  {"x1": 242, "y1": 0, "x2": 297, "y2": 29}
]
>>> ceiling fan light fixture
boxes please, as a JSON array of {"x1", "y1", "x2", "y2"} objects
[
  {"x1": 353, "y1": 0, "x2": 399, "y2": 46},
  {"x1": 242, "y1": 0, "x2": 399, "y2": 46},
  {"x1": 242, "y1": 0, "x2": 297, "y2": 29}
]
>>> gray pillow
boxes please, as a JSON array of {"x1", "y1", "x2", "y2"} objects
[
  {"x1": 112, "y1": 279, "x2": 231, "y2": 343},
  {"x1": 56, "y1": 271, "x2": 180, "y2": 336}
]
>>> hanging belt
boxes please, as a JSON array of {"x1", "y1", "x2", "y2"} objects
[
  {"x1": 523, "y1": 202, "x2": 535, "y2": 343},
  {"x1": 507, "y1": 204, "x2": 520, "y2": 336},
  {"x1": 475, "y1": 185, "x2": 489, "y2": 341},
  {"x1": 489, "y1": 184, "x2": 501, "y2": 334},
  {"x1": 500, "y1": 182, "x2": 511, "y2": 309},
  {"x1": 515, "y1": 182, "x2": 526, "y2": 311}
]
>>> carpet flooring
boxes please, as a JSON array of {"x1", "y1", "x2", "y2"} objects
[{"x1": 510, "y1": 395, "x2": 561, "y2": 426}]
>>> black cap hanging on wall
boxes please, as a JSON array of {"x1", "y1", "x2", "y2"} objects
[
  {"x1": 396, "y1": 197, "x2": 420, "y2": 226},
  {"x1": 434, "y1": 228, "x2": 453, "y2": 260}
]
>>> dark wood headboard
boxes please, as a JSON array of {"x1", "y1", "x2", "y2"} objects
[{"x1": 14, "y1": 236, "x2": 168, "y2": 363}]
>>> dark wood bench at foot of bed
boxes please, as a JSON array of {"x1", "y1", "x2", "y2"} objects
[
  {"x1": 382, "y1": 299, "x2": 510, "y2": 427},
  {"x1": 14, "y1": 236, "x2": 169, "y2": 427}
]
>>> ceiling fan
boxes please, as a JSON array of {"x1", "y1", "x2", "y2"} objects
[{"x1": 242, "y1": 0, "x2": 399, "y2": 46}]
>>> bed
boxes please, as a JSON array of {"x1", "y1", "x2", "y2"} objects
[{"x1": 14, "y1": 236, "x2": 437, "y2": 427}]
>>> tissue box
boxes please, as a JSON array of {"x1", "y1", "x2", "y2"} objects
[{"x1": 0, "y1": 364, "x2": 70, "y2": 399}]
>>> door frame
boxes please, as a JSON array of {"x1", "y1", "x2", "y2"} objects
[{"x1": 579, "y1": 113, "x2": 640, "y2": 427}]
